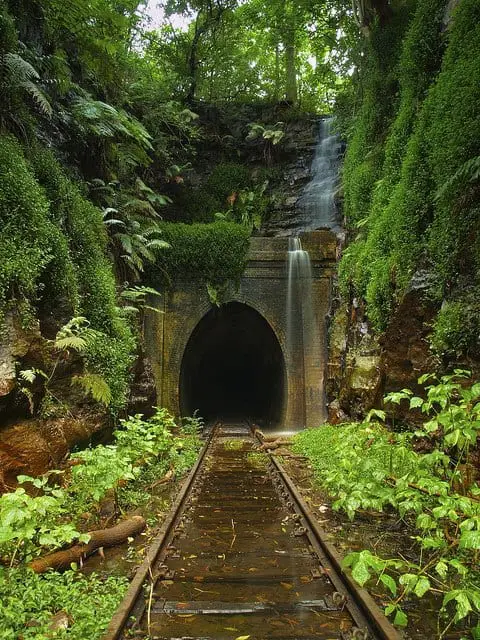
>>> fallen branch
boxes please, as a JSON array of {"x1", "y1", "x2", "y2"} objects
[
  {"x1": 28, "y1": 515, "x2": 146, "y2": 573},
  {"x1": 258, "y1": 438, "x2": 292, "y2": 451},
  {"x1": 148, "y1": 468, "x2": 174, "y2": 490}
]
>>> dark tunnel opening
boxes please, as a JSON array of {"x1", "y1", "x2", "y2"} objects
[{"x1": 180, "y1": 302, "x2": 286, "y2": 425}]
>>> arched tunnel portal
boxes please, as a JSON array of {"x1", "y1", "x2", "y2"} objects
[{"x1": 180, "y1": 302, "x2": 286, "y2": 425}]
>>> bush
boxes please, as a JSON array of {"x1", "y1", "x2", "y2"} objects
[
  {"x1": 205, "y1": 162, "x2": 252, "y2": 202},
  {"x1": 147, "y1": 220, "x2": 250, "y2": 287}
]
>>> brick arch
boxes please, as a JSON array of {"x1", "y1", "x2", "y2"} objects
[
  {"x1": 178, "y1": 300, "x2": 288, "y2": 424},
  {"x1": 164, "y1": 295, "x2": 289, "y2": 422}
]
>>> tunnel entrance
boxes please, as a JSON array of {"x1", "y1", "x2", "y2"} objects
[{"x1": 180, "y1": 302, "x2": 286, "y2": 425}]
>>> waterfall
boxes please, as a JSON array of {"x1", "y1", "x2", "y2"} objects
[
  {"x1": 286, "y1": 237, "x2": 314, "y2": 360},
  {"x1": 297, "y1": 117, "x2": 342, "y2": 233}
]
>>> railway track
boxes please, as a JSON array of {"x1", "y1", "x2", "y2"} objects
[{"x1": 104, "y1": 422, "x2": 401, "y2": 640}]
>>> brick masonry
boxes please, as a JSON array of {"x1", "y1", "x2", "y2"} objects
[{"x1": 145, "y1": 231, "x2": 337, "y2": 429}]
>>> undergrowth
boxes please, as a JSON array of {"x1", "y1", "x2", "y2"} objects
[
  {"x1": 0, "y1": 408, "x2": 203, "y2": 639},
  {"x1": 293, "y1": 372, "x2": 480, "y2": 637}
]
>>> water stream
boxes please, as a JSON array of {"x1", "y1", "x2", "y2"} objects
[
  {"x1": 297, "y1": 117, "x2": 342, "y2": 233},
  {"x1": 286, "y1": 237, "x2": 314, "y2": 363}
]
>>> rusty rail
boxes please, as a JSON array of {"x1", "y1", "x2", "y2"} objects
[
  {"x1": 255, "y1": 429, "x2": 402, "y2": 640},
  {"x1": 104, "y1": 422, "x2": 402, "y2": 640},
  {"x1": 103, "y1": 422, "x2": 216, "y2": 640}
]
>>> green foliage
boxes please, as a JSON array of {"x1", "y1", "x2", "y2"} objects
[
  {"x1": 338, "y1": 0, "x2": 480, "y2": 343},
  {"x1": 341, "y1": 7, "x2": 412, "y2": 226},
  {"x1": 430, "y1": 294, "x2": 480, "y2": 358},
  {"x1": 426, "y1": 0, "x2": 480, "y2": 297},
  {"x1": 293, "y1": 372, "x2": 480, "y2": 635},
  {"x1": 70, "y1": 407, "x2": 201, "y2": 512},
  {"x1": 0, "y1": 135, "x2": 74, "y2": 319},
  {"x1": 206, "y1": 162, "x2": 252, "y2": 202},
  {"x1": 0, "y1": 568, "x2": 127, "y2": 640},
  {"x1": 147, "y1": 221, "x2": 250, "y2": 287},
  {"x1": 27, "y1": 147, "x2": 136, "y2": 414},
  {"x1": 0, "y1": 476, "x2": 88, "y2": 563}
]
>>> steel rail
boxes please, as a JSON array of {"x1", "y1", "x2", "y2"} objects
[
  {"x1": 103, "y1": 422, "x2": 217, "y2": 640},
  {"x1": 256, "y1": 431, "x2": 402, "y2": 640},
  {"x1": 104, "y1": 421, "x2": 401, "y2": 640}
]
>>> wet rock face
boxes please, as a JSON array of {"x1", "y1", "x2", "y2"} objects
[
  {"x1": 381, "y1": 271, "x2": 438, "y2": 399},
  {"x1": 0, "y1": 311, "x2": 43, "y2": 400},
  {"x1": 0, "y1": 412, "x2": 104, "y2": 491},
  {"x1": 326, "y1": 273, "x2": 438, "y2": 420}
]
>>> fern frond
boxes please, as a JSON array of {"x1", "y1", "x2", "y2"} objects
[
  {"x1": 116, "y1": 233, "x2": 133, "y2": 254},
  {"x1": 147, "y1": 239, "x2": 170, "y2": 251},
  {"x1": 19, "y1": 369, "x2": 37, "y2": 384},
  {"x1": 21, "y1": 80, "x2": 53, "y2": 116},
  {"x1": 4, "y1": 53, "x2": 39, "y2": 82},
  {"x1": 72, "y1": 374, "x2": 111, "y2": 406},
  {"x1": 54, "y1": 335, "x2": 87, "y2": 352}
]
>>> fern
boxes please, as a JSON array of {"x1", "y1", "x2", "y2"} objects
[
  {"x1": 436, "y1": 155, "x2": 480, "y2": 201},
  {"x1": 72, "y1": 374, "x2": 112, "y2": 406},
  {"x1": 54, "y1": 317, "x2": 95, "y2": 352},
  {"x1": 2, "y1": 53, "x2": 52, "y2": 117},
  {"x1": 54, "y1": 335, "x2": 87, "y2": 352},
  {"x1": 20, "y1": 80, "x2": 52, "y2": 116},
  {"x1": 18, "y1": 368, "x2": 47, "y2": 384}
]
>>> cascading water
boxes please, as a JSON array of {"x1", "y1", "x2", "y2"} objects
[
  {"x1": 286, "y1": 236, "x2": 327, "y2": 426},
  {"x1": 286, "y1": 237, "x2": 314, "y2": 361},
  {"x1": 297, "y1": 117, "x2": 342, "y2": 233}
]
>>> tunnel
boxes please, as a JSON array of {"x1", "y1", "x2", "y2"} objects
[{"x1": 180, "y1": 302, "x2": 286, "y2": 425}]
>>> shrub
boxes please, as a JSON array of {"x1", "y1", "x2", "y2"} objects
[
  {"x1": 205, "y1": 162, "x2": 252, "y2": 202},
  {"x1": 147, "y1": 221, "x2": 250, "y2": 287}
]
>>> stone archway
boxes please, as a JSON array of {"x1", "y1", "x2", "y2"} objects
[{"x1": 179, "y1": 302, "x2": 287, "y2": 425}]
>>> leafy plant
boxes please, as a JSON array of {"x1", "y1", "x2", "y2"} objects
[
  {"x1": 0, "y1": 475, "x2": 88, "y2": 564},
  {"x1": 17, "y1": 316, "x2": 112, "y2": 414},
  {"x1": 293, "y1": 372, "x2": 480, "y2": 635}
]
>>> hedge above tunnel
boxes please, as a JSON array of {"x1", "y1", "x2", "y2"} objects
[{"x1": 146, "y1": 221, "x2": 251, "y2": 287}]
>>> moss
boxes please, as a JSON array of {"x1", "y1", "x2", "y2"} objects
[
  {"x1": 28, "y1": 145, "x2": 136, "y2": 415},
  {"x1": 341, "y1": 6, "x2": 412, "y2": 226},
  {"x1": 146, "y1": 221, "x2": 250, "y2": 287},
  {"x1": 425, "y1": 0, "x2": 480, "y2": 296},
  {"x1": 338, "y1": 0, "x2": 451, "y2": 332},
  {"x1": 0, "y1": 135, "x2": 68, "y2": 317},
  {"x1": 430, "y1": 291, "x2": 480, "y2": 358}
]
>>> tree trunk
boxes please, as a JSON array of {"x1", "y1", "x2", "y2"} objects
[{"x1": 285, "y1": 29, "x2": 297, "y2": 103}]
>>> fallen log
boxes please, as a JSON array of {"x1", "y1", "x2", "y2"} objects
[{"x1": 28, "y1": 515, "x2": 146, "y2": 573}]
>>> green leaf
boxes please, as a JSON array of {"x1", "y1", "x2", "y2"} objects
[
  {"x1": 393, "y1": 609, "x2": 408, "y2": 627},
  {"x1": 351, "y1": 559, "x2": 371, "y2": 587},
  {"x1": 435, "y1": 561, "x2": 448, "y2": 578},
  {"x1": 379, "y1": 573, "x2": 397, "y2": 596},
  {"x1": 459, "y1": 530, "x2": 480, "y2": 550},
  {"x1": 414, "y1": 576, "x2": 430, "y2": 598},
  {"x1": 409, "y1": 396, "x2": 424, "y2": 409}
]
